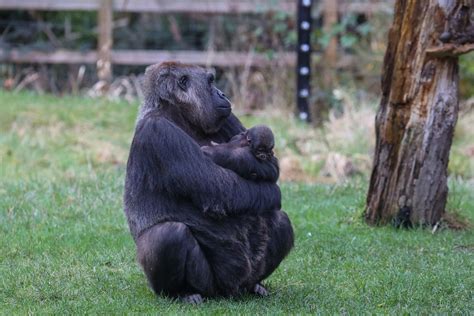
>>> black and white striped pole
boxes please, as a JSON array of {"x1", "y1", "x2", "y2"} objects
[{"x1": 296, "y1": 0, "x2": 312, "y2": 122}]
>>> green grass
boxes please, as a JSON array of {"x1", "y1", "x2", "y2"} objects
[{"x1": 1, "y1": 91, "x2": 473, "y2": 314}]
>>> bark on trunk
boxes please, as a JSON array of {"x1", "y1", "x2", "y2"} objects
[{"x1": 365, "y1": 0, "x2": 474, "y2": 226}]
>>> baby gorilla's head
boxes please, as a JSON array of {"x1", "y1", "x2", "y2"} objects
[{"x1": 247, "y1": 125, "x2": 274, "y2": 161}]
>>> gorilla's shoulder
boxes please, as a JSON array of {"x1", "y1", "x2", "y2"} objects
[
  {"x1": 134, "y1": 113, "x2": 193, "y2": 153},
  {"x1": 136, "y1": 114, "x2": 179, "y2": 136},
  {"x1": 138, "y1": 112, "x2": 169, "y2": 129}
]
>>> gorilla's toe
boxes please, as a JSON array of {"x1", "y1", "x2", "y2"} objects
[
  {"x1": 253, "y1": 283, "x2": 269, "y2": 297},
  {"x1": 181, "y1": 294, "x2": 204, "y2": 304}
]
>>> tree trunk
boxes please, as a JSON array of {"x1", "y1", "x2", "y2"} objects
[{"x1": 365, "y1": 0, "x2": 474, "y2": 227}]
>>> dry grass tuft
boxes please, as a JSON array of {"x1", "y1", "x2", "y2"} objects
[{"x1": 442, "y1": 212, "x2": 472, "y2": 230}]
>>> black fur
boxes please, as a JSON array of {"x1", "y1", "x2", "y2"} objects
[
  {"x1": 201, "y1": 125, "x2": 278, "y2": 182},
  {"x1": 247, "y1": 125, "x2": 275, "y2": 160},
  {"x1": 393, "y1": 206, "x2": 413, "y2": 229},
  {"x1": 124, "y1": 62, "x2": 294, "y2": 299}
]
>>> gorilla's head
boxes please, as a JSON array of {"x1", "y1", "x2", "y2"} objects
[{"x1": 141, "y1": 62, "x2": 232, "y2": 134}]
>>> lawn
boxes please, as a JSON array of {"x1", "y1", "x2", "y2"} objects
[{"x1": 1, "y1": 91, "x2": 473, "y2": 314}]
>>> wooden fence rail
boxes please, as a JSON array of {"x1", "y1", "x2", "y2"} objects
[
  {"x1": 0, "y1": 0, "x2": 390, "y2": 75},
  {"x1": 0, "y1": 0, "x2": 392, "y2": 14},
  {"x1": 0, "y1": 0, "x2": 294, "y2": 14},
  {"x1": 0, "y1": 49, "x2": 302, "y2": 67},
  {"x1": 0, "y1": 0, "x2": 303, "y2": 73}
]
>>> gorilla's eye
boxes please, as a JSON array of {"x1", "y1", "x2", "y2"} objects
[
  {"x1": 178, "y1": 75, "x2": 188, "y2": 91},
  {"x1": 246, "y1": 135, "x2": 252, "y2": 143},
  {"x1": 208, "y1": 74, "x2": 215, "y2": 85}
]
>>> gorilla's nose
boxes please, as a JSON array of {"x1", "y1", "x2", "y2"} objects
[{"x1": 217, "y1": 89, "x2": 227, "y2": 99}]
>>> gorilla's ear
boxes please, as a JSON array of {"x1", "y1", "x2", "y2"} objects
[
  {"x1": 156, "y1": 75, "x2": 176, "y2": 104},
  {"x1": 143, "y1": 64, "x2": 175, "y2": 107}
]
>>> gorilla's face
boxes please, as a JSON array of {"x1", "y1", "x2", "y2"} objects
[{"x1": 143, "y1": 62, "x2": 232, "y2": 134}]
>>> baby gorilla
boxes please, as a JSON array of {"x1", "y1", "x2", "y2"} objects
[
  {"x1": 246, "y1": 125, "x2": 275, "y2": 161},
  {"x1": 202, "y1": 125, "x2": 278, "y2": 182}
]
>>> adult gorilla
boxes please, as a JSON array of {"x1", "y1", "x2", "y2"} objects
[{"x1": 124, "y1": 62, "x2": 294, "y2": 304}]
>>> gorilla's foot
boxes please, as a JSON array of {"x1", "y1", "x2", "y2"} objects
[
  {"x1": 181, "y1": 294, "x2": 204, "y2": 304},
  {"x1": 252, "y1": 283, "x2": 269, "y2": 297}
]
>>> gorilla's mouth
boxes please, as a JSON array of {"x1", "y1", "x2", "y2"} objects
[
  {"x1": 202, "y1": 109, "x2": 231, "y2": 134},
  {"x1": 216, "y1": 104, "x2": 232, "y2": 118}
]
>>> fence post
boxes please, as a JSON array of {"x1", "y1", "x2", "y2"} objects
[
  {"x1": 97, "y1": 0, "x2": 113, "y2": 83},
  {"x1": 296, "y1": 0, "x2": 312, "y2": 122},
  {"x1": 322, "y1": 0, "x2": 338, "y2": 89}
]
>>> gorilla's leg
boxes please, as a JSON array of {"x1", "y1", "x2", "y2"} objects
[
  {"x1": 258, "y1": 210, "x2": 294, "y2": 283},
  {"x1": 136, "y1": 222, "x2": 215, "y2": 301}
]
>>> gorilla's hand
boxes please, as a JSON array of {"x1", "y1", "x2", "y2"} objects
[{"x1": 252, "y1": 154, "x2": 279, "y2": 183}]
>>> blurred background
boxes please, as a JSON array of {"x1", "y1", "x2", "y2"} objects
[{"x1": 0, "y1": 0, "x2": 473, "y2": 183}]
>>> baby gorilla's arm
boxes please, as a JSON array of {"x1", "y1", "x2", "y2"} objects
[{"x1": 202, "y1": 143, "x2": 279, "y2": 183}]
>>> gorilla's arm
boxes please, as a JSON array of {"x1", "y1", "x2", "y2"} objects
[
  {"x1": 209, "y1": 114, "x2": 279, "y2": 182},
  {"x1": 131, "y1": 117, "x2": 281, "y2": 217},
  {"x1": 210, "y1": 113, "x2": 246, "y2": 142},
  {"x1": 203, "y1": 146, "x2": 279, "y2": 183}
]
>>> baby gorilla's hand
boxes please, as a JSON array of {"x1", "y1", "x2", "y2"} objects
[
  {"x1": 201, "y1": 145, "x2": 212, "y2": 156},
  {"x1": 201, "y1": 141, "x2": 220, "y2": 157}
]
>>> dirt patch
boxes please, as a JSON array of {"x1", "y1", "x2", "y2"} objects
[
  {"x1": 442, "y1": 212, "x2": 472, "y2": 230},
  {"x1": 280, "y1": 156, "x2": 312, "y2": 182}
]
